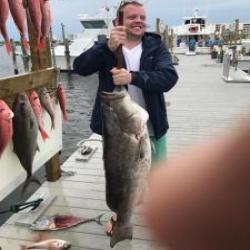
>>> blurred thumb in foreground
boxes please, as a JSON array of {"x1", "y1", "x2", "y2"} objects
[{"x1": 144, "y1": 119, "x2": 250, "y2": 250}]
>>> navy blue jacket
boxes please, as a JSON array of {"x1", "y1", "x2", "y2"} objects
[{"x1": 73, "y1": 32, "x2": 178, "y2": 139}]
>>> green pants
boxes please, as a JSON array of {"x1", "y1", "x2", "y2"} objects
[{"x1": 150, "y1": 134, "x2": 167, "y2": 165}]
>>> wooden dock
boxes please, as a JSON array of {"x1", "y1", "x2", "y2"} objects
[
  {"x1": 0, "y1": 54, "x2": 250, "y2": 249},
  {"x1": 0, "y1": 134, "x2": 162, "y2": 250},
  {"x1": 167, "y1": 54, "x2": 250, "y2": 156}
]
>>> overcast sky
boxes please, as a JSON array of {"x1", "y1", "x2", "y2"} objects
[{"x1": 4, "y1": 0, "x2": 250, "y2": 40}]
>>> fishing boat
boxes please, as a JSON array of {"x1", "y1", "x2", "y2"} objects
[
  {"x1": 172, "y1": 9, "x2": 217, "y2": 55},
  {"x1": 54, "y1": 6, "x2": 115, "y2": 71}
]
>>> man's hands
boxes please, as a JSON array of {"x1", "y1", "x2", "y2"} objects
[
  {"x1": 108, "y1": 26, "x2": 127, "y2": 51},
  {"x1": 111, "y1": 68, "x2": 132, "y2": 86},
  {"x1": 108, "y1": 26, "x2": 132, "y2": 86}
]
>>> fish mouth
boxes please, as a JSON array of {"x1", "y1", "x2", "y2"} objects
[
  {"x1": 100, "y1": 91, "x2": 126, "y2": 101},
  {"x1": 64, "y1": 242, "x2": 72, "y2": 249}
]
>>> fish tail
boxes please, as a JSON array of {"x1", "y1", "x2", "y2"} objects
[
  {"x1": 22, "y1": 176, "x2": 41, "y2": 194},
  {"x1": 40, "y1": 127, "x2": 49, "y2": 141},
  {"x1": 63, "y1": 112, "x2": 68, "y2": 122},
  {"x1": 110, "y1": 225, "x2": 133, "y2": 248},
  {"x1": 94, "y1": 213, "x2": 104, "y2": 225},
  {"x1": 5, "y1": 41, "x2": 12, "y2": 54}
]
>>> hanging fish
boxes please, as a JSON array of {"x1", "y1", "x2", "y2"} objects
[
  {"x1": 57, "y1": 83, "x2": 68, "y2": 122},
  {"x1": 27, "y1": 0, "x2": 42, "y2": 50},
  {"x1": 39, "y1": 87, "x2": 55, "y2": 129},
  {"x1": 29, "y1": 90, "x2": 49, "y2": 141},
  {"x1": 0, "y1": 100, "x2": 14, "y2": 158},
  {"x1": 8, "y1": 0, "x2": 29, "y2": 53},
  {"x1": 30, "y1": 213, "x2": 103, "y2": 231},
  {"x1": 12, "y1": 92, "x2": 41, "y2": 194},
  {"x1": 40, "y1": 0, "x2": 52, "y2": 48},
  {"x1": 0, "y1": 0, "x2": 12, "y2": 54}
]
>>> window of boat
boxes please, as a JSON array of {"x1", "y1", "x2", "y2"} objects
[
  {"x1": 191, "y1": 18, "x2": 205, "y2": 25},
  {"x1": 80, "y1": 20, "x2": 108, "y2": 29}
]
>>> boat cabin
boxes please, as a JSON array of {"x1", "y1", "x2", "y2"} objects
[{"x1": 174, "y1": 9, "x2": 215, "y2": 49}]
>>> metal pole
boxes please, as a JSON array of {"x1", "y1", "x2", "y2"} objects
[
  {"x1": 50, "y1": 27, "x2": 56, "y2": 67},
  {"x1": 20, "y1": 42, "x2": 30, "y2": 72},
  {"x1": 10, "y1": 39, "x2": 19, "y2": 75},
  {"x1": 61, "y1": 23, "x2": 71, "y2": 71},
  {"x1": 156, "y1": 18, "x2": 160, "y2": 35}
]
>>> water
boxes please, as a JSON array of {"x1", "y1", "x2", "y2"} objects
[
  {"x1": 0, "y1": 46, "x2": 98, "y2": 163},
  {"x1": 59, "y1": 73, "x2": 98, "y2": 162}
]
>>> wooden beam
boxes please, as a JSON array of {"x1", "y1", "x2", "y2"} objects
[
  {"x1": 0, "y1": 67, "x2": 58, "y2": 99},
  {"x1": 45, "y1": 153, "x2": 61, "y2": 181}
]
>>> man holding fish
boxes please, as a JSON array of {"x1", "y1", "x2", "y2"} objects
[
  {"x1": 74, "y1": 0, "x2": 178, "y2": 164},
  {"x1": 73, "y1": 0, "x2": 178, "y2": 246}
]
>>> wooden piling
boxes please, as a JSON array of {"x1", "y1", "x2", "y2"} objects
[
  {"x1": 61, "y1": 23, "x2": 71, "y2": 71},
  {"x1": 10, "y1": 39, "x2": 19, "y2": 75},
  {"x1": 20, "y1": 43, "x2": 30, "y2": 72},
  {"x1": 156, "y1": 18, "x2": 161, "y2": 35}
]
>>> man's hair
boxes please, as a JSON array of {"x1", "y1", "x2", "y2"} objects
[{"x1": 116, "y1": 1, "x2": 143, "y2": 18}]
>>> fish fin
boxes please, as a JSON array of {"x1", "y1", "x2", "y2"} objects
[
  {"x1": 51, "y1": 119, "x2": 55, "y2": 130},
  {"x1": 5, "y1": 42, "x2": 12, "y2": 54},
  {"x1": 110, "y1": 225, "x2": 133, "y2": 248},
  {"x1": 37, "y1": 40, "x2": 45, "y2": 50},
  {"x1": 106, "y1": 215, "x2": 117, "y2": 236},
  {"x1": 22, "y1": 176, "x2": 41, "y2": 194},
  {"x1": 29, "y1": 118, "x2": 34, "y2": 128},
  {"x1": 40, "y1": 127, "x2": 49, "y2": 141}
]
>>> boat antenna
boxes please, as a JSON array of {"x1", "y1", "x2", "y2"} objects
[{"x1": 193, "y1": 8, "x2": 199, "y2": 17}]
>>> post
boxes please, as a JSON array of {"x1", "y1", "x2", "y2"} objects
[
  {"x1": 61, "y1": 23, "x2": 71, "y2": 71},
  {"x1": 10, "y1": 39, "x2": 19, "y2": 75},
  {"x1": 156, "y1": 18, "x2": 161, "y2": 35},
  {"x1": 162, "y1": 25, "x2": 168, "y2": 45},
  {"x1": 170, "y1": 29, "x2": 174, "y2": 53},
  {"x1": 50, "y1": 27, "x2": 56, "y2": 67},
  {"x1": 21, "y1": 43, "x2": 30, "y2": 72},
  {"x1": 23, "y1": 0, "x2": 61, "y2": 181}
]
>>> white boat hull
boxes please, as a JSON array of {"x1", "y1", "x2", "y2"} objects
[{"x1": 55, "y1": 55, "x2": 76, "y2": 71}]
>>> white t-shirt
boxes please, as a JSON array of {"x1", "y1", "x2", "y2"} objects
[{"x1": 122, "y1": 43, "x2": 154, "y2": 136}]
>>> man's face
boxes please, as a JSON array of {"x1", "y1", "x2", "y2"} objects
[{"x1": 122, "y1": 4, "x2": 146, "y2": 39}]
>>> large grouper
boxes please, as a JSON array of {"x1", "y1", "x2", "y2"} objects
[
  {"x1": 13, "y1": 92, "x2": 41, "y2": 193},
  {"x1": 100, "y1": 89, "x2": 151, "y2": 248}
]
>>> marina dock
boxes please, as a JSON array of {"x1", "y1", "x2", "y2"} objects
[{"x1": 0, "y1": 54, "x2": 250, "y2": 249}]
